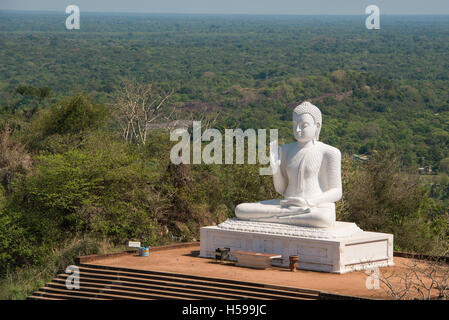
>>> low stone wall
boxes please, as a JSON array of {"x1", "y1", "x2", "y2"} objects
[
  {"x1": 393, "y1": 251, "x2": 449, "y2": 264},
  {"x1": 75, "y1": 241, "x2": 200, "y2": 264}
]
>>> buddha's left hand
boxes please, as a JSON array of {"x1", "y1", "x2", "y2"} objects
[{"x1": 285, "y1": 197, "x2": 309, "y2": 207}]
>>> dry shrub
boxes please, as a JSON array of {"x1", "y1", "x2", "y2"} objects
[
  {"x1": 379, "y1": 256, "x2": 449, "y2": 300},
  {"x1": 0, "y1": 126, "x2": 31, "y2": 190}
]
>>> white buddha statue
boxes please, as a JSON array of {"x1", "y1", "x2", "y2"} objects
[{"x1": 235, "y1": 101, "x2": 342, "y2": 228}]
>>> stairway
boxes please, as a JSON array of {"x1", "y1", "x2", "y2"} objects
[{"x1": 28, "y1": 263, "x2": 321, "y2": 300}]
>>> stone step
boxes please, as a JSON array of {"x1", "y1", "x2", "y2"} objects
[
  {"x1": 51, "y1": 278, "x2": 234, "y2": 300},
  {"x1": 37, "y1": 285, "x2": 149, "y2": 300},
  {"x1": 76, "y1": 264, "x2": 319, "y2": 299},
  {"x1": 57, "y1": 270, "x2": 314, "y2": 300},
  {"x1": 27, "y1": 292, "x2": 71, "y2": 300},
  {"x1": 28, "y1": 263, "x2": 321, "y2": 300},
  {"x1": 45, "y1": 281, "x2": 197, "y2": 300},
  {"x1": 29, "y1": 288, "x2": 109, "y2": 300}
]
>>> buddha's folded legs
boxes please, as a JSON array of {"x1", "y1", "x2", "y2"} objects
[{"x1": 235, "y1": 199, "x2": 335, "y2": 228}]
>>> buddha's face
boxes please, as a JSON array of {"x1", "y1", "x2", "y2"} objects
[{"x1": 293, "y1": 113, "x2": 319, "y2": 143}]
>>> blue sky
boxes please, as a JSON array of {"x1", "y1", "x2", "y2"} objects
[{"x1": 1, "y1": 0, "x2": 448, "y2": 15}]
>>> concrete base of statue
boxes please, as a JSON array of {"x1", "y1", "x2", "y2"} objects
[{"x1": 200, "y1": 219, "x2": 394, "y2": 274}]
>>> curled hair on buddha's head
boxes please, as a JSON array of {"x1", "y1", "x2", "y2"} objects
[{"x1": 293, "y1": 101, "x2": 322, "y2": 141}]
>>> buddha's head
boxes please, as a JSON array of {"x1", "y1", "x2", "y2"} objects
[{"x1": 292, "y1": 101, "x2": 322, "y2": 143}]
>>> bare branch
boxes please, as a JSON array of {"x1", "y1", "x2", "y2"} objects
[{"x1": 110, "y1": 80, "x2": 175, "y2": 145}]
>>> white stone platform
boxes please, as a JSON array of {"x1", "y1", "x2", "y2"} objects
[{"x1": 200, "y1": 219, "x2": 394, "y2": 274}]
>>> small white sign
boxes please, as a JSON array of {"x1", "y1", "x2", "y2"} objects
[{"x1": 128, "y1": 241, "x2": 141, "y2": 248}]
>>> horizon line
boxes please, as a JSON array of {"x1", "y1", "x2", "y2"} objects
[{"x1": 1, "y1": 9, "x2": 449, "y2": 16}]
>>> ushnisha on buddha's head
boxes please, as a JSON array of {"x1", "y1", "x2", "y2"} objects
[{"x1": 292, "y1": 101, "x2": 322, "y2": 143}]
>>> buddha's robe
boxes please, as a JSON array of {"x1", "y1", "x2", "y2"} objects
[{"x1": 235, "y1": 141, "x2": 342, "y2": 228}]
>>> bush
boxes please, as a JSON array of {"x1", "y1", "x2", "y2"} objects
[
  {"x1": 0, "y1": 126, "x2": 31, "y2": 191},
  {"x1": 440, "y1": 158, "x2": 449, "y2": 173},
  {"x1": 0, "y1": 133, "x2": 164, "y2": 274},
  {"x1": 342, "y1": 151, "x2": 445, "y2": 252},
  {"x1": 0, "y1": 208, "x2": 35, "y2": 275},
  {"x1": 41, "y1": 94, "x2": 107, "y2": 137}
]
